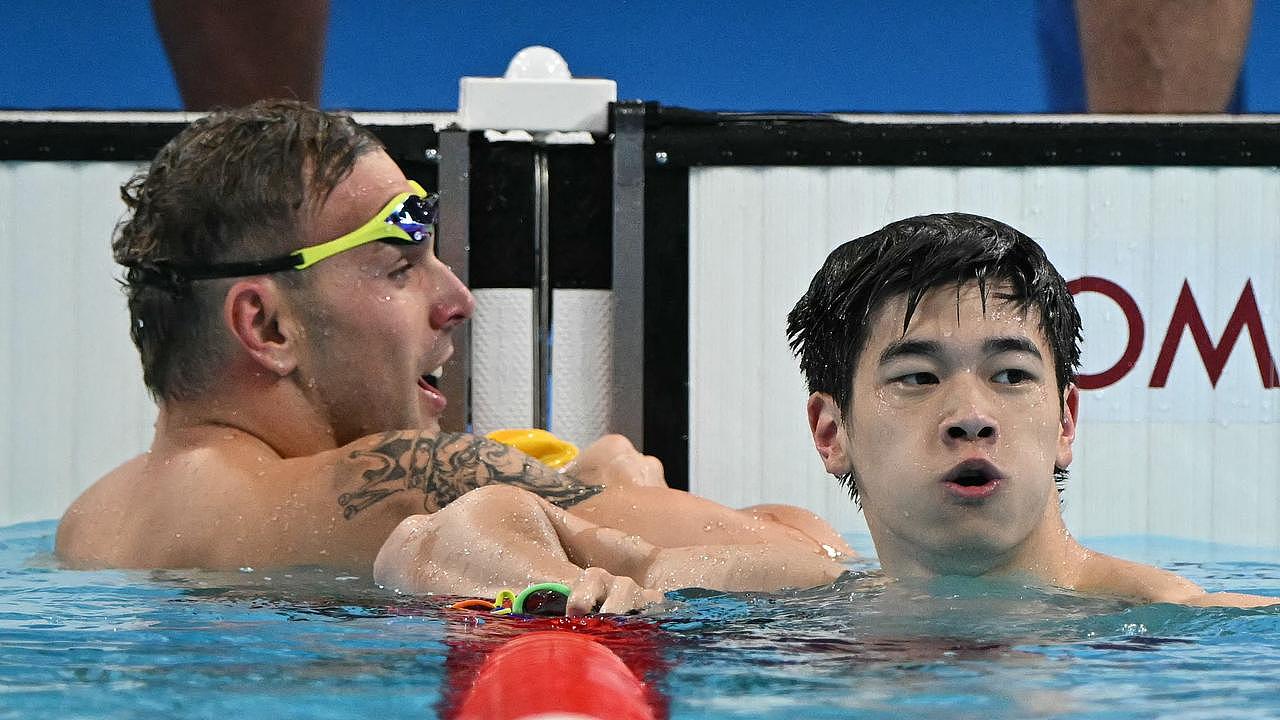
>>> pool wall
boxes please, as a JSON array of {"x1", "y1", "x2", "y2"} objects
[{"x1": 1, "y1": 109, "x2": 1277, "y2": 547}]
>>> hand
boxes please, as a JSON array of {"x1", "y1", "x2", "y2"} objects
[
  {"x1": 567, "y1": 434, "x2": 667, "y2": 489},
  {"x1": 566, "y1": 566, "x2": 665, "y2": 615}
]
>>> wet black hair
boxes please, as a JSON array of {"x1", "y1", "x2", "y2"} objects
[{"x1": 786, "y1": 212, "x2": 1082, "y2": 499}]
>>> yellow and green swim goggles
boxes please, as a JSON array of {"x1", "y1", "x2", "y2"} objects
[{"x1": 127, "y1": 180, "x2": 438, "y2": 282}]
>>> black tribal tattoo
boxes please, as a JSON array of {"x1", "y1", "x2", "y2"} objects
[{"x1": 337, "y1": 431, "x2": 604, "y2": 519}]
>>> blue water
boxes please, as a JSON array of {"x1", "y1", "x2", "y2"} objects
[{"x1": 2, "y1": 520, "x2": 1279, "y2": 719}]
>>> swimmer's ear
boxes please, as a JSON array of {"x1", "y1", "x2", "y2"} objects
[
  {"x1": 1056, "y1": 383, "x2": 1080, "y2": 469},
  {"x1": 807, "y1": 393, "x2": 852, "y2": 475},
  {"x1": 225, "y1": 278, "x2": 297, "y2": 377}
]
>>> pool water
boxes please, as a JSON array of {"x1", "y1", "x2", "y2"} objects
[{"x1": 2, "y1": 520, "x2": 1279, "y2": 719}]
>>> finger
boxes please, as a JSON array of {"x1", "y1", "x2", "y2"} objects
[
  {"x1": 607, "y1": 452, "x2": 652, "y2": 486},
  {"x1": 597, "y1": 575, "x2": 640, "y2": 615},
  {"x1": 566, "y1": 567, "x2": 610, "y2": 616},
  {"x1": 580, "y1": 434, "x2": 633, "y2": 464},
  {"x1": 599, "y1": 575, "x2": 661, "y2": 615},
  {"x1": 641, "y1": 456, "x2": 667, "y2": 487}
]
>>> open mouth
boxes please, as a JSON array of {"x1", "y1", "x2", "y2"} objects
[
  {"x1": 417, "y1": 365, "x2": 447, "y2": 413},
  {"x1": 951, "y1": 469, "x2": 992, "y2": 487},
  {"x1": 418, "y1": 365, "x2": 444, "y2": 390},
  {"x1": 941, "y1": 460, "x2": 1002, "y2": 499}
]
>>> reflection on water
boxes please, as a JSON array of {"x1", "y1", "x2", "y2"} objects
[{"x1": 2, "y1": 520, "x2": 1279, "y2": 720}]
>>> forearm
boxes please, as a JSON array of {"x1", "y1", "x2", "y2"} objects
[
  {"x1": 640, "y1": 544, "x2": 844, "y2": 592},
  {"x1": 373, "y1": 485, "x2": 665, "y2": 613},
  {"x1": 545, "y1": 501, "x2": 843, "y2": 592},
  {"x1": 1183, "y1": 591, "x2": 1279, "y2": 608}
]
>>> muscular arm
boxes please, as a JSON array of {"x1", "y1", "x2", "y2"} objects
[
  {"x1": 374, "y1": 484, "x2": 844, "y2": 609},
  {"x1": 336, "y1": 431, "x2": 604, "y2": 519},
  {"x1": 548, "y1": 510, "x2": 845, "y2": 593},
  {"x1": 1182, "y1": 591, "x2": 1279, "y2": 608}
]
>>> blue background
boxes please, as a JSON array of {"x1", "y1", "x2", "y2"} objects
[{"x1": 3, "y1": 1, "x2": 1279, "y2": 113}]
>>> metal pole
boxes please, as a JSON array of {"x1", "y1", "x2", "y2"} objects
[
  {"x1": 437, "y1": 129, "x2": 472, "y2": 432},
  {"x1": 532, "y1": 147, "x2": 553, "y2": 428},
  {"x1": 611, "y1": 102, "x2": 647, "y2": 446}
]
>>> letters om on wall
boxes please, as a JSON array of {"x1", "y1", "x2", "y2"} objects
[{"x1": 1069, "y1": 277, "x2": 1279, "y2": 391}]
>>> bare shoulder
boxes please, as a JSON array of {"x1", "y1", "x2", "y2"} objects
[
  {"x1": 1077, "y1": 551, "x2": 1279, "y2": 608},
  {"x1": 56, "y1": 447, "x2": 261, "y2": 568},
  {"x1": 56, "y1": 428, "x2": 605, "y2": 571},
  {"x1": 56, "y1": 455, "x2": 148, "y2": 566}
]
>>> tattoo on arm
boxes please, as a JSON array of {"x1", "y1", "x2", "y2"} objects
[{"x1": 338, "y1": 432, "x2": 604, "y2": 518}]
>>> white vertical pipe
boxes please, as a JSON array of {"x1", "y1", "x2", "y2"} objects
[
  {"x1": 549, "y1": 288, "x2": 612, "y2": 450},
  {"x1": 470, "y1": 288, "x2": 535, "y2": 435}
]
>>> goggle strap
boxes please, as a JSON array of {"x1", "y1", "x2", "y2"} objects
[
  {"x1": 122, "y1": 254, "x2": 301, "y2": 284},
  {"x1": 177, "y1": 254, "x2": 303, "y2": 280},
  {"x1": 120, "y1": 180, "x2": 434, "y2": 284}
]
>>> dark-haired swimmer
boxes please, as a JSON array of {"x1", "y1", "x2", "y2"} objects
[
  {"x1": 789, "y1": 213, "x2": 1276, "y2": 608},
  {"x1": 55, "y1": 101, "x2": 847, "y2": 614}
]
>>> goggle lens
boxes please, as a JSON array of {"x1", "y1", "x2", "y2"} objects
[
  {"x1": 385, "y1": 194, "x2": 438, "y2": 251},
  {"x1": 521, "y1": 589, "x2": 568, "y2": 616}
]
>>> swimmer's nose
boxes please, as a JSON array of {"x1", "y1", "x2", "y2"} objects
[
  {"x1": 940, "y1": 408, "x2": 999, "y2": 446},
  {"x1": 430, "y1": 266, "x2": 475, "y2": 330}
]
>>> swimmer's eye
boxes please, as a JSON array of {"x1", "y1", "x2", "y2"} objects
[
  {"x1": 894, "y1": 372, "x2": 939, "y2": 386},
  {"x1": 389, "y1": 260, "x2": 417, "y2": 281},
  {"x1": 992, "y1": 368, "x2": 1035, "y2": 385}
]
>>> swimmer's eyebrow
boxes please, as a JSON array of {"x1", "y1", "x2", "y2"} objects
[
  {"x1": 387, "y1": 241, "x2": 430, "y2": 263},
  {"x1": 877, "y1": 337, "x2": 1042, "y2": 366},
  {"x1": 404, "y1": 241, "x2": 430, "y2": 259},
  {"x1": 878, "y1": 339, "x2": 944, "y2": 366},
  {"x1": 984, "y1": 336, "x2": 1043, "y2": 360}
]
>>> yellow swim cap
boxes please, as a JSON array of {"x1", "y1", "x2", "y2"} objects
[{"x1": 486, "y1": 428, "x2": 579, "y2": 469}]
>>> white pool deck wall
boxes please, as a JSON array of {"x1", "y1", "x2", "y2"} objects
[
  {"x1": 687, "y1": 165, "x2": 1280, "y2": 546},
  {"x1": 0, "y1": 159, "x2": 159, "y2": 527},
  {"x1": 1, "y1": 121, "x2": 1278, "y2": 549}
]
